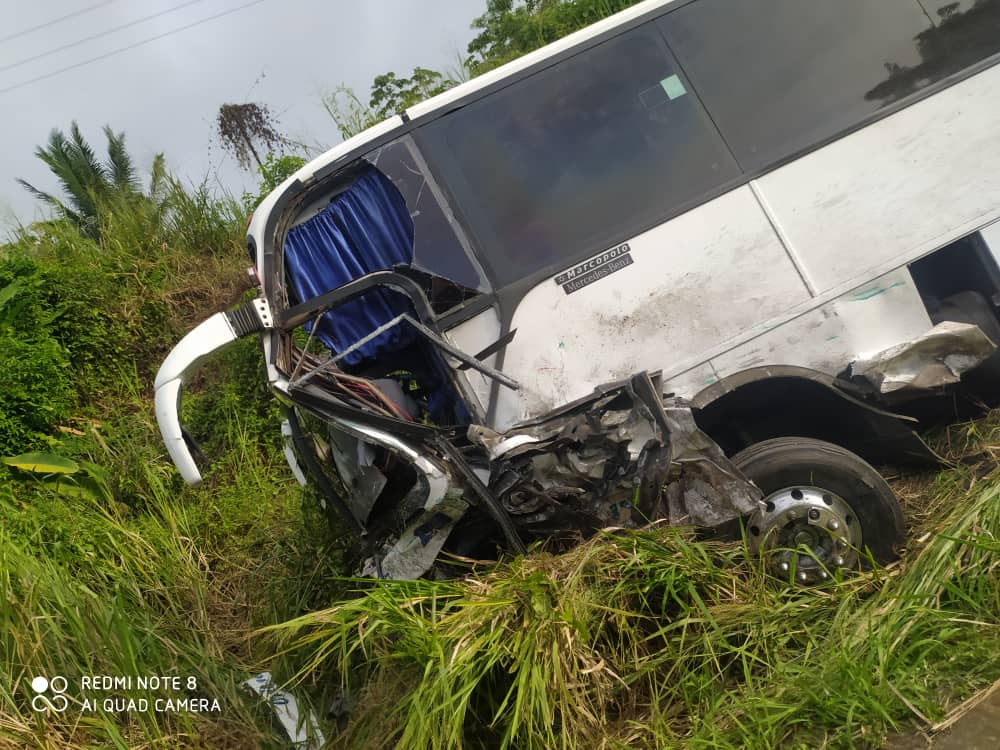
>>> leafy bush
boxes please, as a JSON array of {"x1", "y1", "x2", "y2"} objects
[
  {"x1": 241, "y1": 152, "x2": 307, "y2": 213},
  {"x1": 0, "y1": 334, "x2": 74, "y2": 454},
  {"x1": 468, "y1": 0, "x2": 645, "y2": 73},
  {"x1": 0, "y1": 122, "x2": 334, "y2": 750}
]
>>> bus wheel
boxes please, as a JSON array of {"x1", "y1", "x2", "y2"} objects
[{"x1": 732, "y1": 437, "x2": 905, "y2": 583}]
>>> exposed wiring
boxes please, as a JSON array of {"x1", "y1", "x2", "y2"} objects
[{"x1": 0, "y1": 1, "x2": 115, "y2": 44}]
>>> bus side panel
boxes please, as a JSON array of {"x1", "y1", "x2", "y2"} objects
[
  {"x1": 445, "y1": 307, "x2": 502, "y2": 417},
  {"x1": 708, "y1": 269, "x2": 932, "y2": 380},
  {"x1": 754, "y1": 61, "x2": 1000, "y2": 294},
  {"x1": 492, "y1": 186, "x2": 811, "y2": 430}
]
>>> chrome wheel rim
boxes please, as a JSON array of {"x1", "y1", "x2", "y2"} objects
[{"x1": 747, "y1": 485, "x2": 862, "y2": 583}]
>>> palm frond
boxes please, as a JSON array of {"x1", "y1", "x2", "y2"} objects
[
  {"x1": 15, "y1": 177, "x2": 84, "y2": 227},
  {"x1": 19, "y1": 121, "x2": 162, "y2": 240},
  {"x1": 103, "y1": 125, "x2": 140, "y2": 195},
  {"x1": 35, "y1": 127, "x2": 102, "y2": 222},
  {"x1": 148, "y1": 153, "x2": 169, "y2": 207},
  {"x1": 69, "y1": 121, "x2": 108, "y2": 185}
]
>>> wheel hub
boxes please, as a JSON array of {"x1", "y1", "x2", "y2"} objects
[{"x1": 747, "y1": 486, "x2": 862, "y2": 583}]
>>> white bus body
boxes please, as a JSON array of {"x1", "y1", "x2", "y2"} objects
[{"x1": 157, "y1": 0, "x2": 1000, "y2": 579}]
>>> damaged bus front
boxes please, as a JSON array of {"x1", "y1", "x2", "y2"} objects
[
  {"x1": 153, "y1": 154, "x2": 762, "y2": 577},
  {"x1": 157, "y1": 0, "x2": 1000, "y2": 581}
]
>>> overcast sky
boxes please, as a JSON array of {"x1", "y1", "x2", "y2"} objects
[{"x1": 0, "y1": 0, "x2": 481, "y2": 227}]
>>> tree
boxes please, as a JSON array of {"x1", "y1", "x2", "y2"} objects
[
  {"x1": 466, "y1": 0, "x2": 644, "y2": 74},
  {"x1": 323, "y1": 67, "x2": 459, "y2": 140},
  {"x1": 323, "y1": 1, "x2": 642, "y2": 140},
  {"x1": 17, "y1": 122, "x2": 154, "y2": 238},
  {"x1": 324, "y1": 1, "x2": 643, "y2": 140},
  {"x1": 241, "y1": 152, "x2": 307, "y2": 214},
  {"x1": 321, "y1": 85, "x2": 380, "y2": 141},
  {"x1": 216, "y1": 102, "x2": 288, "y2": 171},
  {"x1": 368, "y1": 67, "x2": 457, "y2": 120}
]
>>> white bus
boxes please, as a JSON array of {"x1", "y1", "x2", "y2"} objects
[{"x1": 156, "y1": 0, "x2": 1000, "y2": 580}]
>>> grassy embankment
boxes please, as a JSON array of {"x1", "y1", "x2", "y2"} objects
[
  {"x1": 2, "y1": 181, "x2": 1000, "y2": 749},
  {"x1": 0, "y1": 185, "x2": 347, "y2": 749}
]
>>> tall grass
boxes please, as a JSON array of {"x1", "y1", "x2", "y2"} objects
[
  {"x1": 0, "y1": 372, "x2": 343, "y2": 749},
  {"x1": 267, "y1": 442, "x2": 1000, "y2": 749},
  {"x1": 0, "y1": 175, "x2": 344, "y2": 748}
]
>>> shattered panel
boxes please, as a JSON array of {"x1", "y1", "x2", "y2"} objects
[
  {"x1": 330, "y1": 372, "x2": 763, "y2": 581},
  {"x1": 470, "y1": 374, "x2": 760, "y2": 540},
  {"x1": 850, "y1": 321, "x2": 997, "y2": 393},
  {"x1": 659, "y1": 404, "x2": 762, "y2": 527},
  {"x1": 361, "y1": 490, "x2": 470, "y2": 580}
]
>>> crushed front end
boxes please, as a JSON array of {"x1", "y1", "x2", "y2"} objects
[{"x1": 154, "y1": 149, "x2": 761, "y2": 579}]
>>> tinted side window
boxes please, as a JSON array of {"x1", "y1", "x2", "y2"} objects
[
  {"x1": 661, "y1": 0, "x2": 1000, "y2": 172},
  {"x1": 420, "y1": 25, "x2": 741, "y2": 287},
  {"x1": 660, "y1": 0, "x2": 936, "y2": 171},
  {"x1": 870, "y1": 0, "x2": 1000, "y2": 104}
]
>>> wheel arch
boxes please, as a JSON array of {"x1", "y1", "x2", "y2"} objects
[{"x1": 690, "y1": 366, "x2": 940, "y2": 467}]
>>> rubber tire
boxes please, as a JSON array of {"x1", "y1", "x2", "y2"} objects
[{"x1": 731, "y1": 437, "x2": 905, "y2": 564}]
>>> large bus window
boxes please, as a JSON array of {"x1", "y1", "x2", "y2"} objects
[
  {"x1": 420, "y1": 24, "x2": 741, "y2": 287},
  {"x1": 661, "y1": 0, "x2": 1000, "y2": 173},
  {"x1": 660, "y1": 0, "x2": 931, "y2": 171}
]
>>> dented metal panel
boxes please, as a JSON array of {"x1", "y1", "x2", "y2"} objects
[
  {"x1": 361, "y1": 488, "x2": 470, "y2": 580},
  {"x1": 710, "y1": 269, "x2": 932, "y2": 380},
  {"x1": 493, "y1": 186, "x2": 812, "y2": 428},
  {"x1": 850, "y1": 321, "x2": 998, "y2": 393},
  {"x1": 340, "y1": 373, "x2": 762, "y2": 580}
]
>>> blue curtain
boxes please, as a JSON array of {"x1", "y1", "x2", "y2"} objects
[
  {"x1": 284, "y1": 167, "x2": 416, "y2": 367},
  {"x1": 283, "y1": 166, "x2": 470, "y2": 425}
]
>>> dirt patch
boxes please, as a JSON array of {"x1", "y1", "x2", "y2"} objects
[{"x1": 887, "y1": 681, "x2": 1000, "y2": 750}]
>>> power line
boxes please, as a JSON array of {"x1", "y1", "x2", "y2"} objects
[
  {"x1": 0, "y1": 1, "x2": 116, "y2": 45},
  {"x1": 0, "y1": 0, "x2": 268, "y2": 95},
  {"x1": 0, "y1": 0, "x2": 210, "y2": 75}
]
